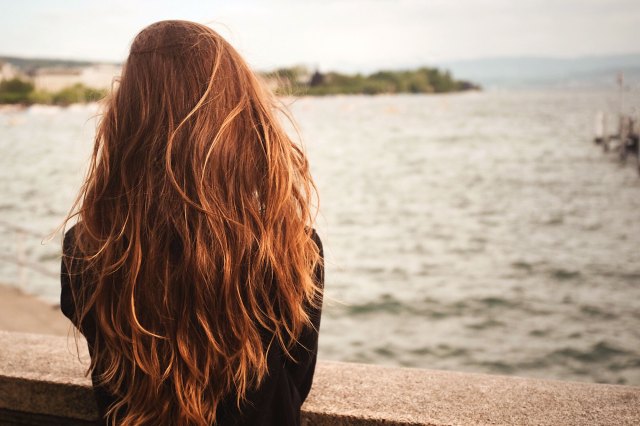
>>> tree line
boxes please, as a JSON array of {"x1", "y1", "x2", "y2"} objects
[
  {"x1": 264, "y1": 66, "x2": 480, "y2": 95},
  {"x1": 0, "y1": 65, "x2": 479, "y2": 105},
  {"x1": 0, "y1": 78, "x2": 106, "y2": 106}
]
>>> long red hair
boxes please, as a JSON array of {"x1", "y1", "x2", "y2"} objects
[{"x1": 64, "y1": 20, "x2": 321, "y2": 425}]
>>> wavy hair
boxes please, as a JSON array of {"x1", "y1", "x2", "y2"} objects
[{"x1": 63, "y1": 20, "x2": 321, "y2": 425}]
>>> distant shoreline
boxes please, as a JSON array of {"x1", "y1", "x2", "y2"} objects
[
  {"x1": 0, "y1": 90, "x2": 485, "y2": 110},
  {"x1": 1, "y1": 56, "x2": 480, "y2": 105},
  {"x1": 264, "y1": 67, "x2": 480, "y2": 96}
]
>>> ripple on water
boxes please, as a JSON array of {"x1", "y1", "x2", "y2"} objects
[
  {"x1": 549, "y1": 342, "x2": 630, "y2": 364},
  {"x1": 373, "y1": 346, "x2": 395, "y2": 358},
  {"x1": 511, "y1": 261, "x2": 535, "y2": 271},
  {"x1": 346, "y1": 294, "x2": 405, "y2": 315},
  {"x1": 549, "y1": 268, "x2": 582, "y2": 281},
  {"x1": 341, "y1": 294, "x2": 532, "y2": 321},
  {"x1": 465, "y1": 318, "x2": 506, "y2": 330},
  {"x1": 477, "y1": 296, "x2": 520, "y2": 309},
  {"x1": 607, "y1": 358, "x2": 640, "y2": 372},
  {"x1": 579, "y1": 305, "x2": 616, "y2": 320}
]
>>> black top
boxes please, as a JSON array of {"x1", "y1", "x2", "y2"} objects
[{"x1": 60, "y1": 225, "x2": 323, "y2": 426}]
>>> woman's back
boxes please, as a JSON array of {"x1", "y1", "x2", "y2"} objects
[
  {"x1": 61, "y1": 226, "x2": 323, "y2": 425},
  {"x1": 60, "y1": 20, "x2": 323, "y2": 426}
]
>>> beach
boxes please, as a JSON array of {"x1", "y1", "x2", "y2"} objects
[{"x1": 0, "y1": 284, "x2": 70, "y2": 336}]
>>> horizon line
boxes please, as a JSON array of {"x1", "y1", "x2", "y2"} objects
[{"x1": 2, "y1": 51, "x2": 640, "y2": 73}]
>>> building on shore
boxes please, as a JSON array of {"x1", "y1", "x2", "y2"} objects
[
  {"x1": 0, "y1": 61, "x2": 21, "y2": 81},
  {"x1": 29, "y1": 64, "x2": 121, "y2": 92}
]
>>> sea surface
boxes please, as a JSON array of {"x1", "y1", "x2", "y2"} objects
[{"x1": 1, "y1": 89, "x2": 639, "y2": 385}]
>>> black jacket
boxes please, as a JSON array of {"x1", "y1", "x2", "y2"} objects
[{"x1": 60, "y1": 225, "x2": 323, "y2": 425}]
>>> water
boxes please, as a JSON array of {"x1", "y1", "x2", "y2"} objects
[{"x1": 1, "y1": 90, "x2": 639, "y2": 386}]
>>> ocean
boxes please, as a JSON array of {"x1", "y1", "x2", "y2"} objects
[{"x1": 1, "y1": 89, "x2": 639, "y2": 385}]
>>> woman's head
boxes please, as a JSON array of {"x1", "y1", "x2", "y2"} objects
[
  {"x1": 102, "y1": 20, "x2": 283, "y2": 219},
  {"x1": 66, "y1": 20, "x2": 320, "y2": 425}
]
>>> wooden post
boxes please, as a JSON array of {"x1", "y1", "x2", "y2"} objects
[
  {"x1": 620, "y1": 115, "x2": 630, "y2": 162},
  {"x1": 617, "y1": 72, "x2": 624, "y2": 115},
  {"x1": 636, "y1": 113, "x2": 640, "y2": 176},
  {"x1": 602, "y1": 112, "x2": 609, "y2": 152},
  {"x1": 594, "y1": 111, "x2": 604, "y2": 141}
]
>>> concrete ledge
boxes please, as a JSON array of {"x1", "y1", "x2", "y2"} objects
[{"x1": 0, "y1": 331, "x2": 639, "y2": 425}]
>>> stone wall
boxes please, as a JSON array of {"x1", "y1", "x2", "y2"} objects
[{"x1": 1, "y1": 331, "x2": 639, "y2": 425}]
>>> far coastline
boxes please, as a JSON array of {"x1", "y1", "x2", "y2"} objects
[{"x1": 0, "y1": 55, "x2": 480, "y2": 107}]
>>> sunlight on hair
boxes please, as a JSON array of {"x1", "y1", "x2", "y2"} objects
[{"x1": 62, "y1": 20, "x2": 322, "y2": 426}]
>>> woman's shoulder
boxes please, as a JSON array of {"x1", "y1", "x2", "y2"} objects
[
  {"x1": 309, "y1": 228, "x2": 324, "y2": 288},
  {"x1": 61, "y1": 223, "x2": 87, "y2": 291},
  {"x1": 60, "y1": 223, "x2": 82, "y2": 322},
  {"x1": 62, "y1": 223, "x2": 79, "y2": 255},
  {"x1": 309, "y1": 228, "x2": 323, "y2": 256}
]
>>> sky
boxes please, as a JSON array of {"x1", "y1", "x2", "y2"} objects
[{"x1": 1, "y1": 0, "x2": 639, "y2": 72}]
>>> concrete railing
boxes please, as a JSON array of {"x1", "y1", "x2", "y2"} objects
[{"x1": 1, "y1": 331, "x2": 639, "y2": 425}]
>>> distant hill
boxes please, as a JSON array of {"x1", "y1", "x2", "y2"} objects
[
  {"x1": 1, "y1": 54, "x2": 479, "y2": 97},
  {"x1": 0, "y1": 56, "x2": 117, "y2": 71},
  {"x1": 441, "y1": 54, "x2": 640, "y2": 88},
  {"x1": 5, "y1": 53, "x2": 639, "y2": 91}
]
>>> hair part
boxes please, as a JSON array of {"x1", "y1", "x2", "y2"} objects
[{"x1": 63, "y1": 20, "x2": 321, "y2": 426}]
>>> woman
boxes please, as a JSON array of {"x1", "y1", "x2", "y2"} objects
[{"x1": 61, "y1": 20, "x2": 323, "y2": 426}]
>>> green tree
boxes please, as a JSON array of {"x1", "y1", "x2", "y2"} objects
[
  {"x1": 0, "y1": 78, "x2": 34, "y2": 104},
  {"x1": 261, "y1": 65, "x2": 479, "y2": 96},
  {"x1": 52, "y1": 84, "x2": 106, "y2": 106}
]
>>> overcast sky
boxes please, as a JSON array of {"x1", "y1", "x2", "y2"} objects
[{"x1": 1, "y1": 0, "x2": 639, "y2": 72}]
